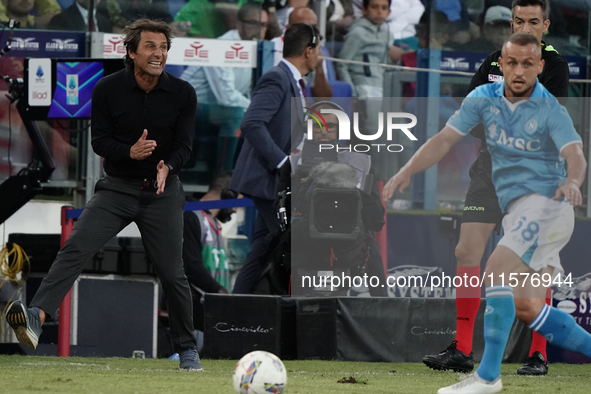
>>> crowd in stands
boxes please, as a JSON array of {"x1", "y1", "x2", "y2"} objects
[
  {"x1": 0, "y1": 0, "x2": 587, "y2": 183},
  {"x1": 0, "y1": 1, "x2": 585, "y2": 66},
  {"x1": 0, "y1": 0, "x2": 585, "y2": 56},
  {"x1": 2, "y1": 1, "x2": 582, "y2": 103}
]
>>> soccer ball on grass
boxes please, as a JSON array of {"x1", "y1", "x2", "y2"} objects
[{"x1": 232, "y1": 350, "x2": 287, "y2": 394}]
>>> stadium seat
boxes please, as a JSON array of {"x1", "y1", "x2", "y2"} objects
[
  {"x1": 330, "y1": 81, "x2": 353, "y2": 119},
  {"x1": 319, "y1": 46, "x2": 353, "y2": 115},
  {"x1": 330, "y1": 80, "x2": 352, "y2": 98}
]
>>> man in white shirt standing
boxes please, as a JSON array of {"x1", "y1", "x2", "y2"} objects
[{"x1": 181, "y1": 2, "x2": 268, "y2": 173}]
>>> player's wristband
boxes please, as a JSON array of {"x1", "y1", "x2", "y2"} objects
[{"x1": 165, "y1": 163, "x2": 173, "y2": 173}]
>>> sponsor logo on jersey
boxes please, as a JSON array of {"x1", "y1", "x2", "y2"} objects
[
  {"x1": 496, "y1": 129, "x2": 541, "y2": 151},
  {"x1": 525, "y1": 119, "x2": 538, "y2": 134},
  {"x1": 488, "y1": 122, "x2": 498, "y2": 139},
  {"x1": 488, "y1": 74, "x2": 503, "y2": 82},
  {"x1": 464, "y1": 206, "x2": 485, "y2": 211}
]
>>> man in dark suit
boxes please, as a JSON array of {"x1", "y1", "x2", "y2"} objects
[
  {"x1": 230, "y1": 23, "x2": 320, "y2": 294},
  {"x1": 48, "y1": 0, "x2": 112, "y2": 32}
]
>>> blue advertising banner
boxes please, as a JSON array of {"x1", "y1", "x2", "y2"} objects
[
  {"x1": 564, "y1": 55, "x2": 586, "y2": 80},
  {"x1": 0, "y1": 30, "x2": 86, "y2": 58},
  {"x1": 441, "y1": 51, "x2": 488, "y2": 74}
]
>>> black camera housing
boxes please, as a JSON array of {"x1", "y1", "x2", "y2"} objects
[{"x1": 309, "y1": 188, "x2": 363, "y2": 242}]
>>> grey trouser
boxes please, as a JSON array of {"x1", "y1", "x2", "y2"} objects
[{"x1": 31, "y1": 174, "x2": 196, "y2": 352}]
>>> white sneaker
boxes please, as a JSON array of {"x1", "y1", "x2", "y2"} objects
[{"x1": 437, "y1": 372, "x2": 502, "y2": 394}]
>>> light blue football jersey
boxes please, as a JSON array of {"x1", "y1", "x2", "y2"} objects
[{"x1": 447, "y1": 80, "x2": 581, "y2": 212}]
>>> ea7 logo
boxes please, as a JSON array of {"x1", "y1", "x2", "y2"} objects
[
  {"x1": 104, "y1": 38, "x2": 126, "y2": 54},
  {"x1": 185, "y1": 42, "x2": 208, "y2": 58},
  {"x1": 441, "y1": 57, "x2": 469, "y2": 70},
  {"x1": 225, "y1": 44, "x2": 249, "y2": 60},
  {"x1": 12, "y1": 37, "x2": 39, "y2": 50},
  {"x1": 46, "y1": 38, "x2": 78, "y2": 51},
  {"x1": 305, "y1": 109, "x2": 418, "y2": 141}
]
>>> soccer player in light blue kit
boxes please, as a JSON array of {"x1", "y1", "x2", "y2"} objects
[{"x1": 383, "y1": 32, "x2": 590, "y2": 394}]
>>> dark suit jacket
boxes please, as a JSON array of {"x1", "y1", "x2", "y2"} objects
[
  {"x1": 230, "y1": 61, "x2": 305, "y2": 201},
  {"x1": 47, "y1": 4, "x2": 112, "y2": 32}
]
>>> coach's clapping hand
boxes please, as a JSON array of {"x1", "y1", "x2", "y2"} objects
[
  {"x1": 130, "y1": 129, "x2": 157, "y2": 160},
  {"x1": 383, "y1": 169, "x2": 412, "y2": 202},
  {"x1": 156, "y1": 160, "x2": 169, "y2": 195},
  {"x1": 554, "y1": 179, "x2": 582, "y2": 206}
]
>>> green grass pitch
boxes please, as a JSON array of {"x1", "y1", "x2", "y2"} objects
[{"x1": 1, "y1": 355, "x2": 590, "y2": 393}]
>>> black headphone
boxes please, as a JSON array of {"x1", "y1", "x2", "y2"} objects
[{"x1": 305, "y1": 23, "x2": 318, "y2": 49}]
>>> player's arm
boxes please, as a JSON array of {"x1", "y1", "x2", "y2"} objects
[
  {"x1": 383, "y1": 126, "x2": 463, "y2": 200},
  {"x1": 553, "y1": 143, "x2": 586, "y2": 206}
]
